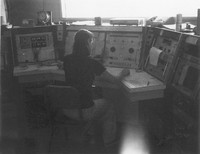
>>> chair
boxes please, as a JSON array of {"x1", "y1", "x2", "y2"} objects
[{"x1": 44, "y1": 85, "x2": 90, "y2": 152}]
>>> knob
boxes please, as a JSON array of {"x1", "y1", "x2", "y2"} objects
[
  {"x1": 110, "y1": 46, "x2": 116, "y2": 52},
  {"x1": 129, "y1": 48, "x2": 134, "y2": 54}
]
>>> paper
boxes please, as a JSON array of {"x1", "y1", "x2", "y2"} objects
[
  {"x1": 122, "y1": 71, "x2": 165, "y2": 92},
  {"x1": 149, "y1": 47, "x2": 162, "y2": 66}
]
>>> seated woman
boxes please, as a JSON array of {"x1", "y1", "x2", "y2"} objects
[{"x1": 63, "y1": 29, "x2": 130, "y2": 147}]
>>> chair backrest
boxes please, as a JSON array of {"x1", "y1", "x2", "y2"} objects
[{"x1": 44, "y1": 85, "x2": 83, "y2": 120}]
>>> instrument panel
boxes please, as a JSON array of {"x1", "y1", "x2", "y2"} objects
[
  {"x1": 145, "y1": 28, "x2": 182, "y2": 83},
  {"x1": 64, "y1": 26, "x2": 143, "y2": 69},
  {"x1": 172, "y1": 34, "x2": 200, "y2": 99},
  {"x1": 104, "y1": 32, "x2": 142, "y2": 68},
  {"x1": 170, "y1": 34, "x2": 200, "y2": 153},
  {"x1": 16, "y1": 32, "x2": 55, "y2": 63}
]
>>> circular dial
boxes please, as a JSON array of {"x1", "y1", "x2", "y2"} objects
[{"x1": 38, "y1": 11, "x2": 50, "y2": 24}]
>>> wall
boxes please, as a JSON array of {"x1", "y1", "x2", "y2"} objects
[{"x1": 7, "y1": 0, "x2": 62, "y2": 26}]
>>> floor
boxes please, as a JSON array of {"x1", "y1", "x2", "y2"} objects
[{"x1": 0, "y1": 75, "x2": 199, "y2": 154}]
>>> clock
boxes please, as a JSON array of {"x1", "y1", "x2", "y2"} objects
[{"x1": 37, "y1": 11, "x2": 52, "y2": 25}]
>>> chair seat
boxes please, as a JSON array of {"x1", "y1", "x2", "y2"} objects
[
  {"x1": 44, "y1": 85, "x2": 92, "y2": 152},
  {"x1": 54, "y1": 114, "x2": 85, "y2": 125}
]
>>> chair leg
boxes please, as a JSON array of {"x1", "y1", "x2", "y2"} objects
[
  {"x1": 94, "y1": 121, "x2": 104, "y2": 147},
  {"x1": 48, "y1": 124, "x2": 56, "y2": 153},
  {"x1": 81, "y1": 121, "x2": 93, "y2": 136},
  {"x1": 81, "y1": 120, "x2": 104, "y2": 147}
]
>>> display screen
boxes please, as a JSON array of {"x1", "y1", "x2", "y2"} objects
[
  {"x1": 183, "y1": 43, "x2": 199, "y2": 58},
  {"x1": 19, "y1": 35, "x2": 48, "y2": 49},
  {"x1": 162, "y1": 39, "x2": 172, "y2": 46},
  {"x1": 16, "y1": 32, "x2": 55, "y2": 63},
  {"x1": 182, "y1": 66, "x2": 199, "y2": 91}
]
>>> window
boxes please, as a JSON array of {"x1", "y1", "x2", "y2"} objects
[
  {"x1": 61, "y1": 0, "x2": 199, "y2": 19},
  {"x1": 1, "y1": 0, "x2": 8, "y2": 24}
]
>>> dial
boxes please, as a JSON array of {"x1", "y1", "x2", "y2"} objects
[
  {"x1": 39, "y1": 11, "x2": 47, "y2": 21},
  {"x1": 38, "y1": 11, "x2": 50, "y2": 25}
]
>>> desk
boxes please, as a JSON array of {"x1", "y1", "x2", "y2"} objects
[
  {"x1": 14, "y1": 65, "x2": 165, "y2": 100},
  {"x1": 14, "y1": 65, "x2": 166, "y2": 125},
  {"x1": 106, "y1": 67, "x2": 166, "y2": 101},
  {"x1": 101, "y1": 67, "x2": 166, "y2": 124},
  {"x1": 13, "y1": 65, "x2": 65, "y2": 83}
]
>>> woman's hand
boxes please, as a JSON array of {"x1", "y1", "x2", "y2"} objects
[
  {"x1": 120, "y1": 68, "x2": 130, "y2": 78},
  {"x1": 97, "y1": 68, "x2": 130, "y2": 84},
  {"x1": 121, "y1": 68, "x2": 130, "y2": 77}
]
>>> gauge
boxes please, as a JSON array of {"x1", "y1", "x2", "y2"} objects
[{"x1": 37, "y1": 11, "x2": 51, "y2": 25}]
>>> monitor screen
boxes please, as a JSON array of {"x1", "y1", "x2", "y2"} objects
[
  {"x1": 183, "y1": 43, "x2": 199, "y2": 58},
  {"x1": 173, "y1": 57, "x2": 200, "y2": 98},
  {"x1": 182, "y1": 66, "x2": 199, "y2": 91},
  {"x1": 16, "y1": 32, "x2": 55, "y2": 63}
]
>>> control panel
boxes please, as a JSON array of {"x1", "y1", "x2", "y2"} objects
[
  {"x1": 172, "y1": 58, "x2": 200, "y2": 98},
  {"x1": 145, "y1": 28, "x2": 182, "y2": 83},
  {"x1": 56, "y1": 24, "x2": 64, "y2": 42},
  {"x1": 90, "y1": 32, "x2": 106, "y2": 58},
  {"x1": 154, "y1": 36, "x2": 179, "y2": 55},
  {"x1": 16, "y1": 32, "x2": 55, "y2": 63},
  {"x1": 170, "y1": 34, "x2": 200, "y2": 154},
  {"x1": 65, "y1": 31, "x2": 76, "y2": 55},
  {"x1": 172, "y1": 34, "x2": 200, "y2": 99},
  {"x1": 64, "y1": 25, "x2": 143, "y2": 69},
  {"x1": 140, "y1": 27, "x2": 160, "y2": 68},
  {"x1": 104, "y1": 32, "x2": 142, "y2": 68},
  {"x1": 179, "y1": 34, "x2": 200, "y2": 62}
]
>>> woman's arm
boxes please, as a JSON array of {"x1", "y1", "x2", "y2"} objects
[{"x1": 99, "y1": 68, "x2": 130, "y2": 84}]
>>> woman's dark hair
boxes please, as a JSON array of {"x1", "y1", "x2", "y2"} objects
[{"x1": 72, "y1": 29, "x2": 93, "y2": 57}]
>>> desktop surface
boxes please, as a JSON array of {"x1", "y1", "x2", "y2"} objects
[{"x1": 13, "y1": 65, "x2": 166, "y2": 101}]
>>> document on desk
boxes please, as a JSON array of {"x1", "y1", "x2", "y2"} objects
[{"x1": 122, "y1": 69, "x2": 166, "y2": 92}]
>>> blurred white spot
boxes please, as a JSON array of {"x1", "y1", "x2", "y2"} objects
[{"x1": 120, "y1": 124, "x2": 149, "y2": 154}]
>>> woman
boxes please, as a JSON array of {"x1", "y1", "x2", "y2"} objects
[{"x1": 63, "y1": 29, "x2": 130, "y2": 147}]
